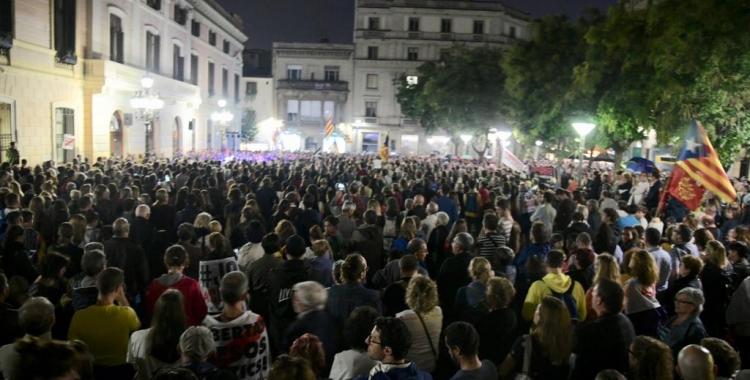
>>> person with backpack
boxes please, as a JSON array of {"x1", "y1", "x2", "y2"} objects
[{"x1": 522, "y1": 250, "x2": 587, "y2": 324}]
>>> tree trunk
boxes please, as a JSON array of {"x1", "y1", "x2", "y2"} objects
[{"x1": 614, "y1": 150, "x2": 624, "y2": 173}]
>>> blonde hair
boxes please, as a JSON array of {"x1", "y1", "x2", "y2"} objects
[
  {"x1": 193, "y1": 213, "x2": 212, "y2": 229},
  {"x1": 311, "y1": 240, "x2": 330, "y2": 257},
  {"x1": 209, "y1": 220, "x2": 222, "y2": 233},
  {"x1": 406, "y1": 276, "x2": 439, "y2": 314},
  {"x1": 399, "y1": 217, "x2": 417, "y2": 240},
  {"x1": 593, "y1": 253, "x2": 621, "y2": 284},
  {"x1": 469, "y1": 257, "x2": 493, "y2": 287},
  {"x1": 534, "y1": 297, "x2": 572, "y2": 366},
  {"x1": 705, "y1": 240, "x2": 728, "y2": 269},
  {"x1": 629, "y1": 249, "x2": 659, "y2": 286},
  {"x1": 275, "y1": 220, "x2": 297, "y2": 244}
]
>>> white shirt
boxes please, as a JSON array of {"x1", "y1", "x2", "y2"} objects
[
  {"x1": 329, "y1": 349, "x2": 378, "y2": 380},
  {"x1": 127, "y1": 328, "x2": 173, "y2": 380},
  {"x1": 202, "y1": 311, "x2": 270, "y2": 380},
  {"x1": 237, "y1": 243, "x2": 265, "y2": 270}
]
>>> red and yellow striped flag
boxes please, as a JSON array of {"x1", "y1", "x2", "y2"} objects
[{"x1": 324, "y1": 116, "x2": 334, "y2": 137}]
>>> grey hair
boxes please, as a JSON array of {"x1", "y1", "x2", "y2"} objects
[
  {"x1": 426, "y1": 202, "x2": 439, "y2": 215},
  {"x1": 435, "y1": 212, "x2": 450, "y2": 227},
  {"x1": 19, "y1": 297, "x2": 55, "y2": 336},
  {"x1": 575, "y1": 205, "x2": 589, "y2": 219},
  {"x1": 292, "y1": 281, "x2": 328, "y2": 311},
  {"x1": 454, "y1": 232, "x2": 474, "y2": 252},
  {"x1": 81, "y1": 249, "x2": 107, "y2": 277},
  {"x1": 135, "y1": 204, "x2": 150, "y2": 218},
  {"x1": 343, "y1": 201, "x2": 356, "y2": 213},
  {"x1": 677, "y1": 287, "x2": 705, "y2": 314}
]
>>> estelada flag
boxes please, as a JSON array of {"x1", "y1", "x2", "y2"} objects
[
  {"x1": 324, "y1": 116, "x2": 334, "y2": 137},
  {"x1": 379, "y1": 133, "x2": 389, "y2": 162},
  {"x1": 666, "y1": 119, "x2": 736, "y2": 210}
]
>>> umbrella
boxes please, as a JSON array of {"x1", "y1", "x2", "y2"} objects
[
  {"x1": 591, "y1": 153, "x2": 615, "y2": 162},
  {"x1": 626, "y1": 157, "x2": 657, "y2": 173}
]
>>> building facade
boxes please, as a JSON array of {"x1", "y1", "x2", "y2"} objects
[
  {"x1": 0, "y1": 0, "x2": 246, "y2": 165},
  {"x1": 272, "y1": 42, "x2": 355, "y2": 153},
  {"x1": 350, "y1": 0, "x2": 530, "y2": 154}
]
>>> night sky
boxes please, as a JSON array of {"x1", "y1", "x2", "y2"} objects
[{"x1": 217, "y1": 0, "x2": 620, "y2": 49}]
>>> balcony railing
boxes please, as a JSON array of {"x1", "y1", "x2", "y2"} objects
[
  {"x1": 277, "y1": 80, "x2": 349, "y2": 92},
  {"x1": 355, "y1": 30, "x2": 510, "y2": 43}
]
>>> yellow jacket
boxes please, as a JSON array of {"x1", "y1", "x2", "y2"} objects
[{"x1": 523, "y1": 273, "x2": 587, "y2": 321}]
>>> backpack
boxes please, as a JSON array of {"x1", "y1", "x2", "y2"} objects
[
  {"x1": 464, "y1": 192, "x2": 481, "y2": 218},
  {"x1": 547, "y1": 280, "x2": 580, "y2": 324},
  {"x1": 384, "y1": 215, "x2": 398, "y2": 238}
]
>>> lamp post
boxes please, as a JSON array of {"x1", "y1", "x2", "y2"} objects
[
  {"x1": 460, "y1": 134, "x2": 473, "y2": 157},
  {"x1": 535, "y1": 140, "x2": 543, "y2": 160},
  {"x1": 130, "y1": 74, "x2": 164, "y2": 156},
  {"x1": 212, "y1": 99, "x2": 234, "y2": 152},
  {"x1": 572, "y1": 122, "x2": 596, "y2": 186},
  {"x1": 497, "y1": 131, "x2": 512, "y2": 169}
]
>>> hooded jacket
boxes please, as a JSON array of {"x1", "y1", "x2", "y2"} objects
[
  {"x1": 523, "y1": 273, "x2": 587, "y2": 321},
  {"x1": 351, "y1": 224, "x2": 384, "y2": 276},
  {"x1": 353, "y1": 362, "x2": 433, "y2": 380},
  {"x1": 146, "y1": 273, "x2": 207, "y2": 326}
]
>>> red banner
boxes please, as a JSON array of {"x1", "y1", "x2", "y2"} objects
[{"x1": 666, "y1": 165, "x2": 704, "y2": 211}]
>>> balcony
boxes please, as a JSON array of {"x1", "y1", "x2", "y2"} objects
[
  {"x1": 277, "y1": 80, "x2": 349, "y2": 92},
  {"x1": 355, "y1": 30, "x2": 510, "y2": 44}
]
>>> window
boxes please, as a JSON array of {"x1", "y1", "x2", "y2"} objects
[
  {"x1": 55, "y1": 108, "x2": 75, "y2": 163},
  {"x1": 300, "y1": 100, "x2": 322, "y2": 121},
  {"x1": 407, "y1": 47, "x2": 418, "y2": 61},
  {"x1": 324, "y1": 66, "x2": 339, "y2": 81},
  {"x1": 509, "y1": 26, "x2": 517, "y2": 38},
  {"x1": 173, "y1": 44, "x2": 184, "y2": 81},
  {"x1": 440, "y1": 19, "x2": 452, "y2": 33},
  {"x1": 367, "y1": 46, "x2": 378, "y2": 60},
  {"x1": 287, "y1": 100, "x2": 299, "y2": 121},
  {"x1": 362, "y1": 132, "x2": 380, "y2": 153},
  {"x1": 109, "y1": 14, "x2": 124, "y2": 63},
  {"x1": 287, "y1": 65, "x2": 302, "y2": 80},
  {"x1": 366, "y1": 74, "x2": 378, "y2": 89},
  {"x1": 54, "y1": 0, "x2": 77, "y2": 64},
  {"x1": 146, "y1": 31, "x2": 160, "y2": 72},
  {"x1": 473, "y1": 20, "x2": 484, "y2": 34},
  {"x1": 223, "y1": 40, "x2": 230, "y2": 54},
  {"x1": 174, "y1": 5, "x2": 187, "y2": 25},
  {"x1": 206, "y1": 120, "x2": 212, "y2": 149},
  {"x1": 365, "y1": 101, "x2": 377, "y2": 117},
  {"x1": 408, "y1": 18, "x2": 420, "y2": 32},
  {"x1": 191, "y1": 20, "x2": 201, "y2": 37},
  {"x1": 209, "y1": 30, "x2": 216, "y2": 46},
  {"x1": 246, "y1": 82, "x2": 257, "y2": 96},
  {"x1": 368, "y1": 17, "x2": 380, "y2": 30},
  {"x1": 222, "y1": 68, "x2": 228, "y2": 97},
  {"x1": 190, "y1": 54, "x2": 198, "y2": 85},
  {"x1": 147, "y1": 0, "x2": 161, "y2": 11},
  {"x1": 0, "y1": 0, "x2": 11, "y2": 45},
  {"x1": 234, "y1": 74, "x2": 240, "y2": 103},
  {"x1": 208, "y1": 61, "x2": 215, "y2": 96},
  {"x1": 440, "y1": 48, "x2": 451, "y2": 60}
]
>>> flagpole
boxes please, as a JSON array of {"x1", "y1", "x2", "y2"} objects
[{"x1": 657, "y1": 170, "x2": 674, "y2": 216}]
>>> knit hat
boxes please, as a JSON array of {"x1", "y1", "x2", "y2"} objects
[
  {"x1": 179, "y1": 326, "x2": 214, "y2": 360},
  {"x1": 285, "y1": 235, "x2": 307, "y2": 258}
]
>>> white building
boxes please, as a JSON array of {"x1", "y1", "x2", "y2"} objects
[
  {"x1": 241, "y1": 76, "x2": 274, "y2": 149},
  {"x1": 0, "y1": 0, "x2": 247, "y2": 164},
  {"x1": 350, "y1": 0, "x2": 530, "y2": 154},
  {"x1": 272, "y1": 42, "x2": 355, "y2": 153}
]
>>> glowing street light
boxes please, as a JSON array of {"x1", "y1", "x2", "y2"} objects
[
  {"x1": 535, "y1": 140, "x2": 543, "y2": 160},
  {"x1": 572, "y1": 122, "x2": 596, "y2": 186}
]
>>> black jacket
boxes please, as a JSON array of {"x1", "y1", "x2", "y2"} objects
[
  {"x1": 554, "y1": 198, "x2": 577, "y2": 233},
  {"x1": 282, "y1": 310, "x2": 342, "y2": 373},
  {"x1": 350, "y1": 224, "x2": 384, "y2": 281},
  {"x1": 437, "y1": 251, "x2": 473, "y2": 323},
  {"x1": 129, "y1": 217, "x2": 155, "y2": 246},
  {"x1": 103, "y1": 237, "x2": 150, "y2": 298},
  {"x1": 1, "y1": 241, "x2": 37, "y2": 284},
  {"x1": 573, "y1": 312, "x2": 636, "y2": 380},
  {"x1": 657, "y1": 274, "x2": 702, "y2": 317}
]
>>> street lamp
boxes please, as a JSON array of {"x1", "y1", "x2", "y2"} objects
[
  {"x1": 497, "y1": 130, "x2": 512, "y2": 168},
  {"x1": 211, "y1": 99, "x2": 234, "y2": 151},
  {"x1": 572, "y1": 122, "x2": 596, "y2": 187},
  {"x1": 460, "y1": 134, "x2": 473, "y2": 157},
  {"x1": 535, "y1": 140, "x2": 543, "y2": 160},
  {"x1": 130, "y1": 74, "x2": 164, "y2": 156}
]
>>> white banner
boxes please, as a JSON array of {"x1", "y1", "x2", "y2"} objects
[
  {"x1": 503, "y1": 149, "x2": 527, "y2": 173},
  {"x1": 199, "y1": 257, "x2": 239, "y2": 314},
  {"x1": 62, "y1": 134, "x2": 75, "y2": 150}
]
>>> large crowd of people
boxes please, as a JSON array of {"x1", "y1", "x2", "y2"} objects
[{"x1": 0, "y1": 152, "x2": 749, "y2": 380}]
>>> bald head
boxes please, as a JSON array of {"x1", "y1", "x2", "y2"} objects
[
  {"x1": 113, "y1": 218, "x2": 130, "y2": 237},
  {"x1": 135, "y1": 204, "x2": 150, "y2": 219},
  {"x1": 426, "y1": 202, "x2": 438, "y2": 215},
  {"x1": 678, "y1": 344, "x2": 716, "y2": 380}
]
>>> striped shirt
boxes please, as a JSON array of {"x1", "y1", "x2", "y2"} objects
[{"x1": 477, "y1": 232, "x2": 508, "y2": 268}]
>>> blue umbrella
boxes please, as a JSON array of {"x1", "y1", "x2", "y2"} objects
[{"x1": 626, "y1": 157, "x2": 656, "y2": 173}]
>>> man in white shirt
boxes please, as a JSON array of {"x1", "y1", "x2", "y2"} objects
[{"x1": 645, "y1": 228, "x2": 673, "y2": 293}]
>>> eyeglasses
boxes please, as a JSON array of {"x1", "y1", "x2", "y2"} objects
[
  {"x1": 674, "y1": 298, "x2": 693, "y2": 305},
  {"x1": 366, "y1": 335, "x2": 382, "y2": 346}
]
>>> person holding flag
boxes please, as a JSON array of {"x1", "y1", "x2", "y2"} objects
[
  {"x1": 380, "y1": 133, "x2": 389, "y2": 162},
  {"x1": 659, "y1": 119, "x2": 736, "y2": 216}
]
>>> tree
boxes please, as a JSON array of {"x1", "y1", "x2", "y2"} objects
[
  {"x1": 396, "y1": 46, "x2": 510, "y2": 158},
  {"x1": 503, "y1": 14, "x2": 599, "y2": 160},
  {"x1": 241, "y1": 109, "x2": 257, "y2": 142}
]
